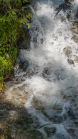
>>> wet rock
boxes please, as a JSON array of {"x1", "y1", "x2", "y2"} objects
[
  {"x1": 32, "y1": 123, "x2": 38, "y2": 127},
  {"x1": 74, "y1": 56, "x2": 78, "y2": 62},
  {"x1": 67, "y1": 59, "x2": 74, "y2": 64},
  {"x1": 42, "y1": 67, "x2": 51, "y2": 81},
  {"x1": 74, "y1": 37, "x2": 78, "y2": 43},
  {"x1": 11, "y1": 90, "x2": 21, "y2": 97},
  {"x1": 19, "y1": 60, "x2": 29, "y2": 71},
  {"x1": 56, "y1": 133, "x2": 69, "y2": 139},
  {"x1": 4, "y1": 74, "x2": 15, "y2": 82},
  {"x1": 14, "y1": 64, "x2": 19, "y2": 71},
  {"x1": 44, "y1": 127, "x2": 56, "y2": 137},
  {"x1": 8, "y1": 110, "x2": 18, "y2": 120},
  {"x1": 56, "y1": 2, "x2": 71, "y2": 15},
  {"x1": 43, "y1": 67, "x2": 50, "y2": 75},
  {"x1": 74, "y1": 120, "x2": 78, "y2": 126},
  {"x1": 52, "y1": 116, "x2": 63, "y2": 123},
  {"x1": 67, "y1": 128, "x2": 75, "y2": 134},
  {"x1": 41, "y1": 38, "x2": 43, "y2": 44},
  {"x1": 72, "y1": 34, "x2": 78, "y2": 43},
  {"x1": 33, "y1": 37, "x2": 37, "y2": 42},
  {"x1": 26, "y1": 68, "x2": 34, "y2": 76},
  {"x1": 63, "y1": 46, "x2": 72, "y2": 56},
  {"x1": 67, "y1": 108, "x2": 75, "y2": 119},
  {"x1": 71, "y1": 24, "x2": 78, "y2": 30},
  {"x1": 75, "y1": 13, "x2": 78, "y2": 19},
  {"x1": 65, "y1": 0, "x2": 70, "y2": 4},
  {"x1": 18, "y1": 98, "x2": 27, "y2": 104},
  {"x1": 67, "y1": 128, "x2": 78, "y2": 139},
  {"x1": 9, "y1": 110, "x2": 17, "y2": 115},
  {"x1": 35, "y1": 105, "x2": 41, "y2": 110},
  {"x1": 50, "y1": 127, "x2": 56, "y2": 134},
  {"x1": 71, "y1": 24, "x2": 78, "y2": 34}
]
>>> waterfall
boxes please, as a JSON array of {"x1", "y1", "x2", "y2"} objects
[{"x1": 5, "y1": 0, "x2": 78, "y2": 138}]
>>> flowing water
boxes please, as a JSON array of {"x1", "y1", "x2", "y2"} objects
[{"x1": 5, "y1": 0, "x2": 78, "y2": 138}]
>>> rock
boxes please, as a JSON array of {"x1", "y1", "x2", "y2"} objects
[
  {"x1": 4, "y1": 75, "x2": 10, "y2": 80},
  {"x1": 56, "y1": 133, "x2": 69, "y2": 139},
  {"x1": 33, "y1": 37, "x2": 37, "y2": 42},
  {"x1": 4, "y1": 75, "x2": 15, "y2": 81},
  {"x1": 74, "y1": 38, "x2": 78, "y2": 44},
  {"x1": 43, "y1": 67, "x2": 50, "y2": 75},
  {"x1": 56, "y1": 2, "x2": 70, "y2": 15},
  {"x1": 63, "y1": 46, "x2": 72, "y2": 56},
  {"x1": 75, "y1": 13, "x2": 78, "y2": 19},
  {"x1": 67, "y1": 128, "x2": 75, "y2": 134},
  {"x1": 72, "y1": 35, "x2": 78, "y2": 43},
  {"x1": 14, "y1": 64, "x2": 19, "y2": 71},
  {"x1": 74, "y1": 56, "x2": 78, "y2": 62},
  {"x1": 9, "y1": 110, "x2": 17, "y2": 116},
  {"x1": 41, "y1": 38, "x2": 43, "y2": 44},
  {"x1": 35, "y1": 105, "x2": 41, "y2": 110},
  {"x1": 19, "y1": 60, "x2": 29, "y2": 71},
  {"x1": 7, "y1": 110, "x2": 18, "y2": 121},
  {"x1": 18, "y1": 98, "x2": 27, "y2": 104},
  {"x1": 11, "y1": 89, "x2": 21, "y2": 96},
  {"x1": 71, "y1": 24, "x2": 78, "y2": 34},
  {"x1": 67, "y1": 108, "x2": 75, "y2": 119},
  {"x1": 52, "y1": 116, "x2": 62, "y2": 123},
  {"x1": 44, "y1": 127, "x2": 56, "y2": 137},
  {"x1": 67, "y1": 59, "x2": 74, "y2": 64}
]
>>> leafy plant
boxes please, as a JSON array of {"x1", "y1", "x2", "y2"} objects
[{"x1": 0, "y1": 0, "x2": 32, "y2": 91}]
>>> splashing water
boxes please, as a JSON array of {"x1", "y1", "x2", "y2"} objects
[{"x1": 5, "y1": 0, "x2": 78, "y2": 138}]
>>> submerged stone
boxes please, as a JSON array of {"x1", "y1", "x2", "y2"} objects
[{"x1": 19, "y1": 60, "x2": 29, "y2": 71}]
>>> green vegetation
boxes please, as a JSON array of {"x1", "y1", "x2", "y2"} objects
[
  {"x1": 0, "y1": 0, "x2": 32, "y2": 91},
  {"x1": 0, "y1": 123, "x2": 7, "y2": 139}
]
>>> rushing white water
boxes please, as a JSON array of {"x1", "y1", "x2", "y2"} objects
[{"x1": 5, "y1": 0, "x2": 78, "y2": 138}]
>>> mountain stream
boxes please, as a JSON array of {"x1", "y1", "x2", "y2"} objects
[{"x1": 5, "y1": 0, "x2": 78, "y2": 138}]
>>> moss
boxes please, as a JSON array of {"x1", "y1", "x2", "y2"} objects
[
  {"x1": 0, "y1": 0, "x2": 32, "y2": 91},
  {"x1": 0, "y1": 77, "x2": 4, "y2": 91}
]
